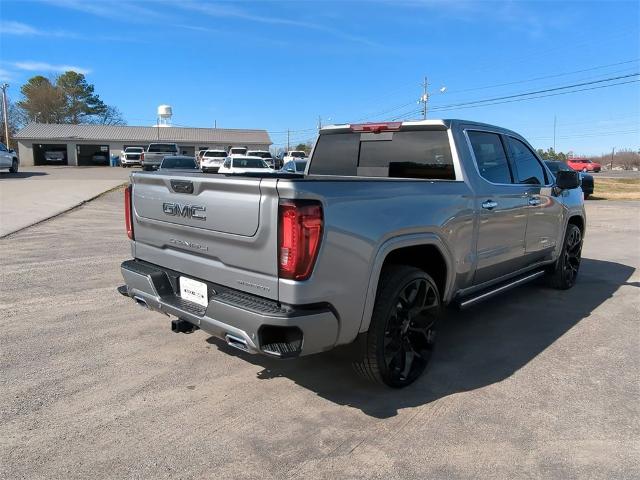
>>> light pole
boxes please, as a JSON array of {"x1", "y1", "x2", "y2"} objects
[
  {"x1": 418, "y1": 77, "x2": 446, "y2": 120},
  {"x1": 1, "y1": 83, "x2": 10, "y2": 149}
]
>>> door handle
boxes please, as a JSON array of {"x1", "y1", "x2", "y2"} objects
[
  {"x1": 481, "y1": 200, "x2": 498, "y2": 210},
  {"x1": 528, "y1": 197, "x2": 541, "y2": 206}
]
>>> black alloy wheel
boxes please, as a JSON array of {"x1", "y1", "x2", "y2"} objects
[
  {"x1": 548, "y1": 223, "x2": 582, "y2": 289},
  {"x1": 354, "y1": 265, "x2": 441, "y2": 388}
]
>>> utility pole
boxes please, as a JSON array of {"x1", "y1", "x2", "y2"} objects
[
  {"x1": 1, "y1": 83, "x2": 10, "y2": 149},
  {"x1": 287, "y1": 129, "x2": 290, "y2": 153},
  {"x1": 553, "y1": 115, "x2": 557, "y2": 152},
  {"x1": 214, "y1": 119, "x2": 217, "y2": 128},
  {"x1": 317, "y1": 115, "x2": 322, "y2": 131},
  {"x1": 610, "y1": 147, "x2": 615, "y2": 170},
  {"x1": 420, "y1": 76, "x2": 429, "y2": 119}
]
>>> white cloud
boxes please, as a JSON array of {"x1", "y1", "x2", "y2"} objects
[
  {"x1": 0, "y1": 20, "x2": 79, "y2": 38},
  {"x1": 39, "y1": 0, "x2": 168, "y2": 21},
  {"x1": 172, "y1": 0, "x2": 382, "y2": 47},
  {"x1": 0, "y1": 68, "x2": 15, "y2": 82},
  {"x1": 13, "y1": 62, "x2": 92, "y2": 75},
  {"x1": 0, "y1": 21, "x2": 40, "y2": 35}
]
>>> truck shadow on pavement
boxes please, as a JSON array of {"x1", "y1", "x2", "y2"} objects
[
  {"x1": 0, "y1": 171, "x2": 48, "y2": 179},
  {"x1": 207, "y1": 258, "x2": 635, "y2": 419}
]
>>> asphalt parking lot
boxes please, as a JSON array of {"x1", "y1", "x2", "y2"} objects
[{"x1": 1, "y1": 190, "x2": 638, "y2": 479}]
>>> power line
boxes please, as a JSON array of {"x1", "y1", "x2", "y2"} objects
[
  {"x1": 377, "y1": 77, "x2": 639, "y2": 122},
  {"x1": 430, "y1": 79, "x2": 640, "y2": 113},
  {"x1": 529, "y1": 129, "x2": 639, "y2": 140},
  {"x1": 445, "y1": 59, "x2": 639, "y2": 95},
  {"x1": 429, "y1": 73, "x2": 639, "y2": 111},
  {"x1": 344, "y1": 63, "x2": 639, "y2": 126}
]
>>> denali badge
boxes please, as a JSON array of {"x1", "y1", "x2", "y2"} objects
[
  {"x1": 163, "y1": 202, "x2": 206, "y2": 220},
  {"x1": 169, "y1": 238, "x2": 208, "y2": 252}
]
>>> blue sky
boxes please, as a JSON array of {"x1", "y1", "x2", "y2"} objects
[{"x1": 0, "y1": 0, "x2": 638, "y2": 154}]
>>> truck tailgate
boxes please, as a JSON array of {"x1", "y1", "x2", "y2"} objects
[{"x1": 130, "y1": 172, "x2": 280, "y2": 300}]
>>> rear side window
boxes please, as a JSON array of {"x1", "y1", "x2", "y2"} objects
[
  {"x1": 467, "y1": 131, "x2": 513, "y2": 184},
  {"x1": 506, "y1": 137, "x2": 547, "y2": 185},
  {"x1": 309, "y1": 130, "x2": 454, "y2": 179}
]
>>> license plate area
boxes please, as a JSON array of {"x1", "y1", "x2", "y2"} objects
[{"x1": 179, "y1": 276, "x2": 208, "y2": 307}]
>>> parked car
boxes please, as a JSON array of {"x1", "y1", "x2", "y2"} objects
[
  {"x1": 567, "y1": 158, "x2": 601, "y2": 172},
  {"x1": 44, "y1": 150, "x2": 66, "y2": 164},
  {"x1": 142, "y1": 143, "x2": 180, "y2": 171},
  {"x1": 545, "y1": 160, "x2": 594, "y2": 198},
  {"x1": 91, "y1": 152, "x2": 109, "y2": 165},
  {"x1": 247, "y1": 150, "x2": 275, "y2": 168},
  {"x1": 119, "y1": 119, "x2": 585, "y2": 388},
  {"x1": 196, "y1": 149, "x2": 209, "y2": 165},
  {"x1": 228, "y1": 147, "x2": 248, "y2": 157},
  {"x1": 159, "y1": 155, "x2": 199, "y2": 171},
  {"x1": 0, "y1": 143, "x2": 19, "y2": 173},
  {"x1": 281, "y1": 159, "x2": 307, "y2": 173},
  {"x1": 282, "y1": 150, "x2": 308, "y2": 163},
  {"x1": 217, "y1": 155, "x2": 274, "y2": 174},
  {"x1": 121, "y1": 147, "x2": 144, "y2": 167},
  {"x1": 200, "y1": 150, "x2": 228, "y2": 173}
]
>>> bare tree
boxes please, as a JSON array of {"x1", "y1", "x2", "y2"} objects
[
  {"x1": 90, "y1": 105, "x2": 127, "y2": 126},
  {"x1": 0, "y1": 99, "x2": 28, "y2": 147}
]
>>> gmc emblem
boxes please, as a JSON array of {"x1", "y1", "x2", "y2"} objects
[{"x1": 162, "y1": 202, "x2": 206, "y2": 220}]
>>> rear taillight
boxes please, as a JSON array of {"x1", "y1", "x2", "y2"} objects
[
  {"x1": 140, "y1": 152, "x2": 144, "y2": 162},
  {"x1": 278, "y1": 200, "x2": 323, "y2": 280},
  {"x1": 350, "y1": 122, "x2": 402, "y2": 133},
  {"x1": 124, "y1": 184, "x2": 134, "y2": 240}
]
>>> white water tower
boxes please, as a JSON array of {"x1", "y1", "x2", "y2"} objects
[{"x1": 157, "y1": 104, "x2": 172, "y2": 127}]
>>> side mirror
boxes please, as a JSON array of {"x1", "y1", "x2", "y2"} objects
[
  {"x1": 555, "y1": 170, "x2": 580, "y2": 190},
  {"x1": 9, "y1": 149, "x2": 15, "y2": 154}
]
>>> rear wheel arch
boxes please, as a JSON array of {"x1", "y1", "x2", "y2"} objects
[
  {"x1": 567, "y1": 214, "x2": 585, "y2": 235},
  {"x1": 359, "y1": 235, "x2": 453, "y2": 334}
]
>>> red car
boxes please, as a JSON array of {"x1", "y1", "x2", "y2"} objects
[{"x1": 567, "y1": 158, "x2": 601, "y2": 172}]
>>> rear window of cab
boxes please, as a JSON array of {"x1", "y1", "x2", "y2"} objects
[{"x1": 309, "y1": 130, "x2": 455, "y2": 180}]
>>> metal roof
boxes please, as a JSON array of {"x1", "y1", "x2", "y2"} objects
[{"x1": 15, "y1": 123, "x2": 271, "y2": 145}]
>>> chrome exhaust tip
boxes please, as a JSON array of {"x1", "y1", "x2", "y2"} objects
[
  {"x1": 225, "y1": 334, "x2": 249, "y2": 352},
  {"x1": 133, "y1": 296, "x2": 149, "y2": 309}
]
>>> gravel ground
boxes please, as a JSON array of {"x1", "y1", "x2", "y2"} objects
[{"x1": 1, "y1": 191, "x2": 638, "y2": 479}]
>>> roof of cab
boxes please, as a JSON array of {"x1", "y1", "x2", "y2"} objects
[{"x1": 319, "y1": 119, "x2": 523, "y2": 138}]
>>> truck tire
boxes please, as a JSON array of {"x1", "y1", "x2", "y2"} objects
[
  {"x1": 353, "y1": 265, "x2": 441, "y2": 388},
  {"x1": 547, "y1": 223, "x2": 582, "y2": 290},
  {"x1": 9, "y1": 159, "x2": 18, "y2": 173}
]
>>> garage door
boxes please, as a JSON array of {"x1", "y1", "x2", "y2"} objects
[
  {"x1": 77, "y1": 145, "x2": 110, "y2": 166},
  {"x1": 34, "y1": 144, "x2": 68, "y2": 166},
  {"x1": 179, "y1": 145, "x2": 195, "y2": 156}
]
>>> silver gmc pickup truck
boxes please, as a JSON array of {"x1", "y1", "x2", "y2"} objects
[
  {"x1": 118, "y1": 119, "x2": 585, "y2": 388},
  {"x1": 142, "y1": 143, "x2": 180, "y2": 171}
]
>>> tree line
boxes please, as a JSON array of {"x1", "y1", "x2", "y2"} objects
[
  {"x1": 537, "y1": 146, "x2": 640, "y2": 170},
  {"x1": 1, "y1": 70, "x2": 125, "y2": 146}
]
